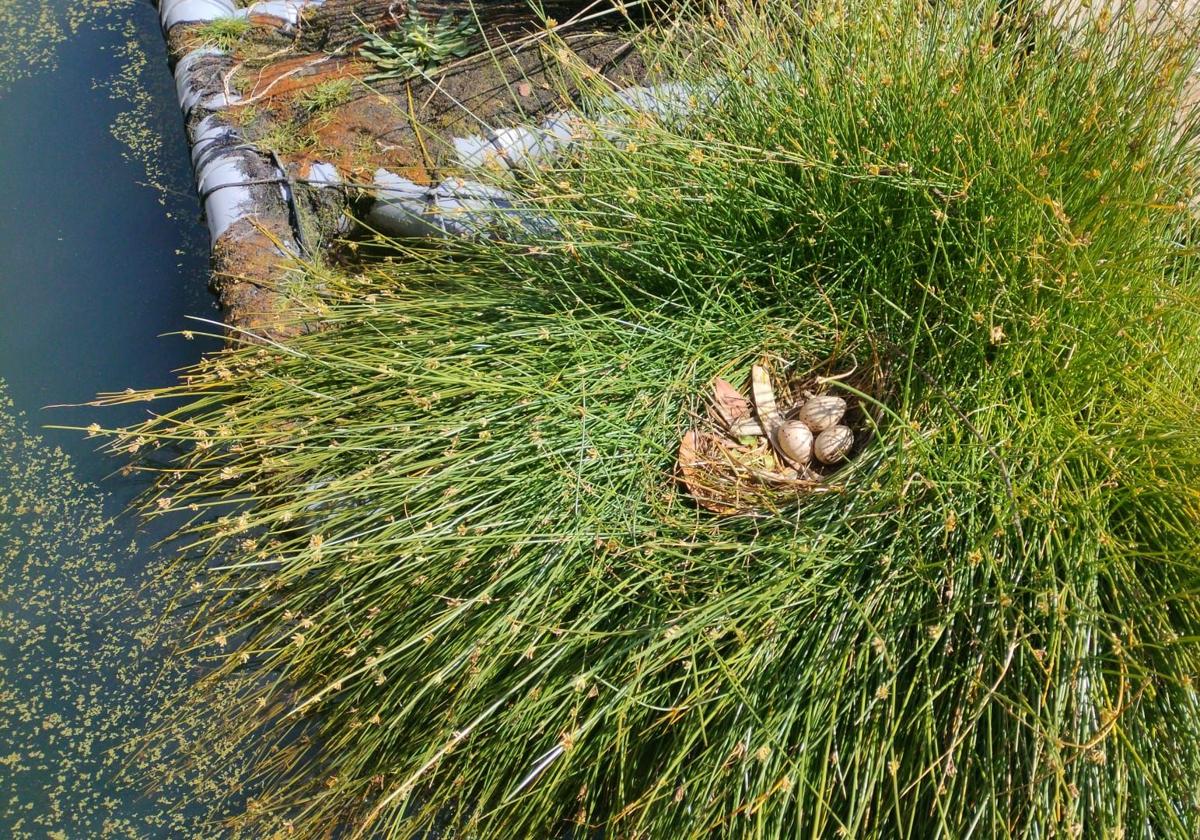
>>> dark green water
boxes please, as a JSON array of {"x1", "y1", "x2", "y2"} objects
[
  {"x1": 0, "y1": 2, "x2": 236, "y2": 834},
  {"x1": 0, "y1": 0, "x2": 215, "y2": 464}
]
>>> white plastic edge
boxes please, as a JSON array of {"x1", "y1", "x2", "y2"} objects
[
  {"x1": 192, "y1": 115, "x2": 288, "y2": 243},
  {"x1": 175, "y1": 48, "x2": 241, "y2": 113},
  {"x1": 169, "y1": 32, "x2": 732, "y2": 244},
  {"x1": 367, "y1": 78, "x2": 716, "y2": 240},
  {"x1": 161, "y1": 0, "x2": 325, "y2": 34}
]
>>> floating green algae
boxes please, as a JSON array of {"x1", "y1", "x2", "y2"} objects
[
  {"x1": 0, "y1": 0, "x2": 131, "y2": 94},
  {"x1": 100, "y1": 16, "x2": 176, "y2": 202},
  {"x1": 0, "y1": 0, "x2": 176, "y2": 202},
  {"x1": 0, "y1": 381, "x2": 259, "y2": 837}
]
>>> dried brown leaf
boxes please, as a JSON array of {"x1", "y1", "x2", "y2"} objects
[
  {"x1": 678, "y1": 429, "x2": 739, "y2": 514},
  {"x1": 710, "y1": 377, "x2": 751, "y2": 428}
]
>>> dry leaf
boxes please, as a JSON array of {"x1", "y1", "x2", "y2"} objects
[
  {"x1": 710, "y1": 377, "x2": 750, "y2": 428},
  {"x1": 677, "y1": 429, "x2": 739, "y2": 514}
]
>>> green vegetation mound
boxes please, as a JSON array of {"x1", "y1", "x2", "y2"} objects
[{"x1": 99, "y1": 2, "x2": 1200, "y2": 836}]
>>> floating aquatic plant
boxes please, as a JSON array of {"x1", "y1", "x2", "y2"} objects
[{"x1": 0, "y1": 381, "x2": 260, "y2": 837}]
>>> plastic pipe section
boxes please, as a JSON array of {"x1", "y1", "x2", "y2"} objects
[
  {"x1": 163, "y1": 0, "x2": 717, "y2": 244},
  {"x1": 161, "y1": 0, "x2": 325, "y2": 33}
]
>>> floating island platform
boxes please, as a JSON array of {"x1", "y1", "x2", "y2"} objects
[{"x1": 159, "y1": 0, "x2": 664, "y2": 334}]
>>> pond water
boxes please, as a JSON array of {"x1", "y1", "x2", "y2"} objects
[{"x1": 0, "y1": 1, "x2": 236, "y2": 834}]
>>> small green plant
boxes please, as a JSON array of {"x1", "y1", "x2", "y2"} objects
[
  {"x1": 347, "y1": 133, "x2": 380, "y2": 174},
  {"x1": 190, "y1": 17, "x2": 251, "y2": 53},
  {"x1": 253, "y1": 118, "x2": 317, "y2": 156},
  {"x1": 358, "y1": 10, "x2": 476, "y2": 80},
  {"x1": 226, "y1": 103, "x2": 259, "y2": 129},
  {"x1": 228, "y1": 68, "x2": 257, "y2": 97},
  {"x1": 295, "y1": 77, "x2": 356, "y2": 118}
]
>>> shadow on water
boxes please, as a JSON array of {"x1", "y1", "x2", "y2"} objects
[{"x1": 0, "y1": 1, "x2": 247, "y2": 835}]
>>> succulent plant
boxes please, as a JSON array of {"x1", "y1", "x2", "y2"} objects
[{"x1": 359, "y1": 10, "x2": 477, "y2": 80}]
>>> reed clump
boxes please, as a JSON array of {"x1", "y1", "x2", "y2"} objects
[{"x1": 96, "y1": 1, "x2": 1200, "y2": 836}]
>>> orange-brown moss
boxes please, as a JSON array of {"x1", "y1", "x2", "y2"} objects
[
  {"x1": 211, "y1": 219, "x2": 312, "y2": 340},
  {"x1": 236, "y1": 53, "x2": 366, "y2": 103}
]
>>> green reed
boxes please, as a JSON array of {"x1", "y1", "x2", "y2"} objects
[{"x1": 88, "y1": 2, "x2": 1200, "y2": 836}]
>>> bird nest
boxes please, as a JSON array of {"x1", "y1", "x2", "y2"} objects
[{"x1": 677, "y1": 357, "x2": 889, "y2": 515}]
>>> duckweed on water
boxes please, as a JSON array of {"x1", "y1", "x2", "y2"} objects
[
  {"x1": 0, "y1": 6, "x2": 242, "y2": 833},
  {"x1": 0, "y1": 0, "x2": 184, "y2": 207},
  {"x1": 101, "y1": 16, "x2": 179, "y2": 203},
  {"x1": 0, "y1": 0, "x2": 137, "y2": 93},
  {"x1": 0, "y1": 380, "x2": 261, "y2": 836},
  {"x1": 97, "y1": 1, "x2": 1200, "y2": 837}
]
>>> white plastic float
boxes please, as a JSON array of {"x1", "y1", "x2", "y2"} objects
[
  {"x1": 160, "y1": 0, "x2": 325, "y2": 33},
  {"x1": 191, "y1": 115, "x2": 288, "y2": 242},
  {"x1": 360, "y1": 82, "x2": 715, "y2": 240},
  {"x1": 175, "y1": 48, "x2": 240, "y2": 114},
  {"x1": 367, "y1": 171, "x2": 558, "y2": 240},
  {"x1": 163, "y1": 0, "x2": 720, "y2": 246}
]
